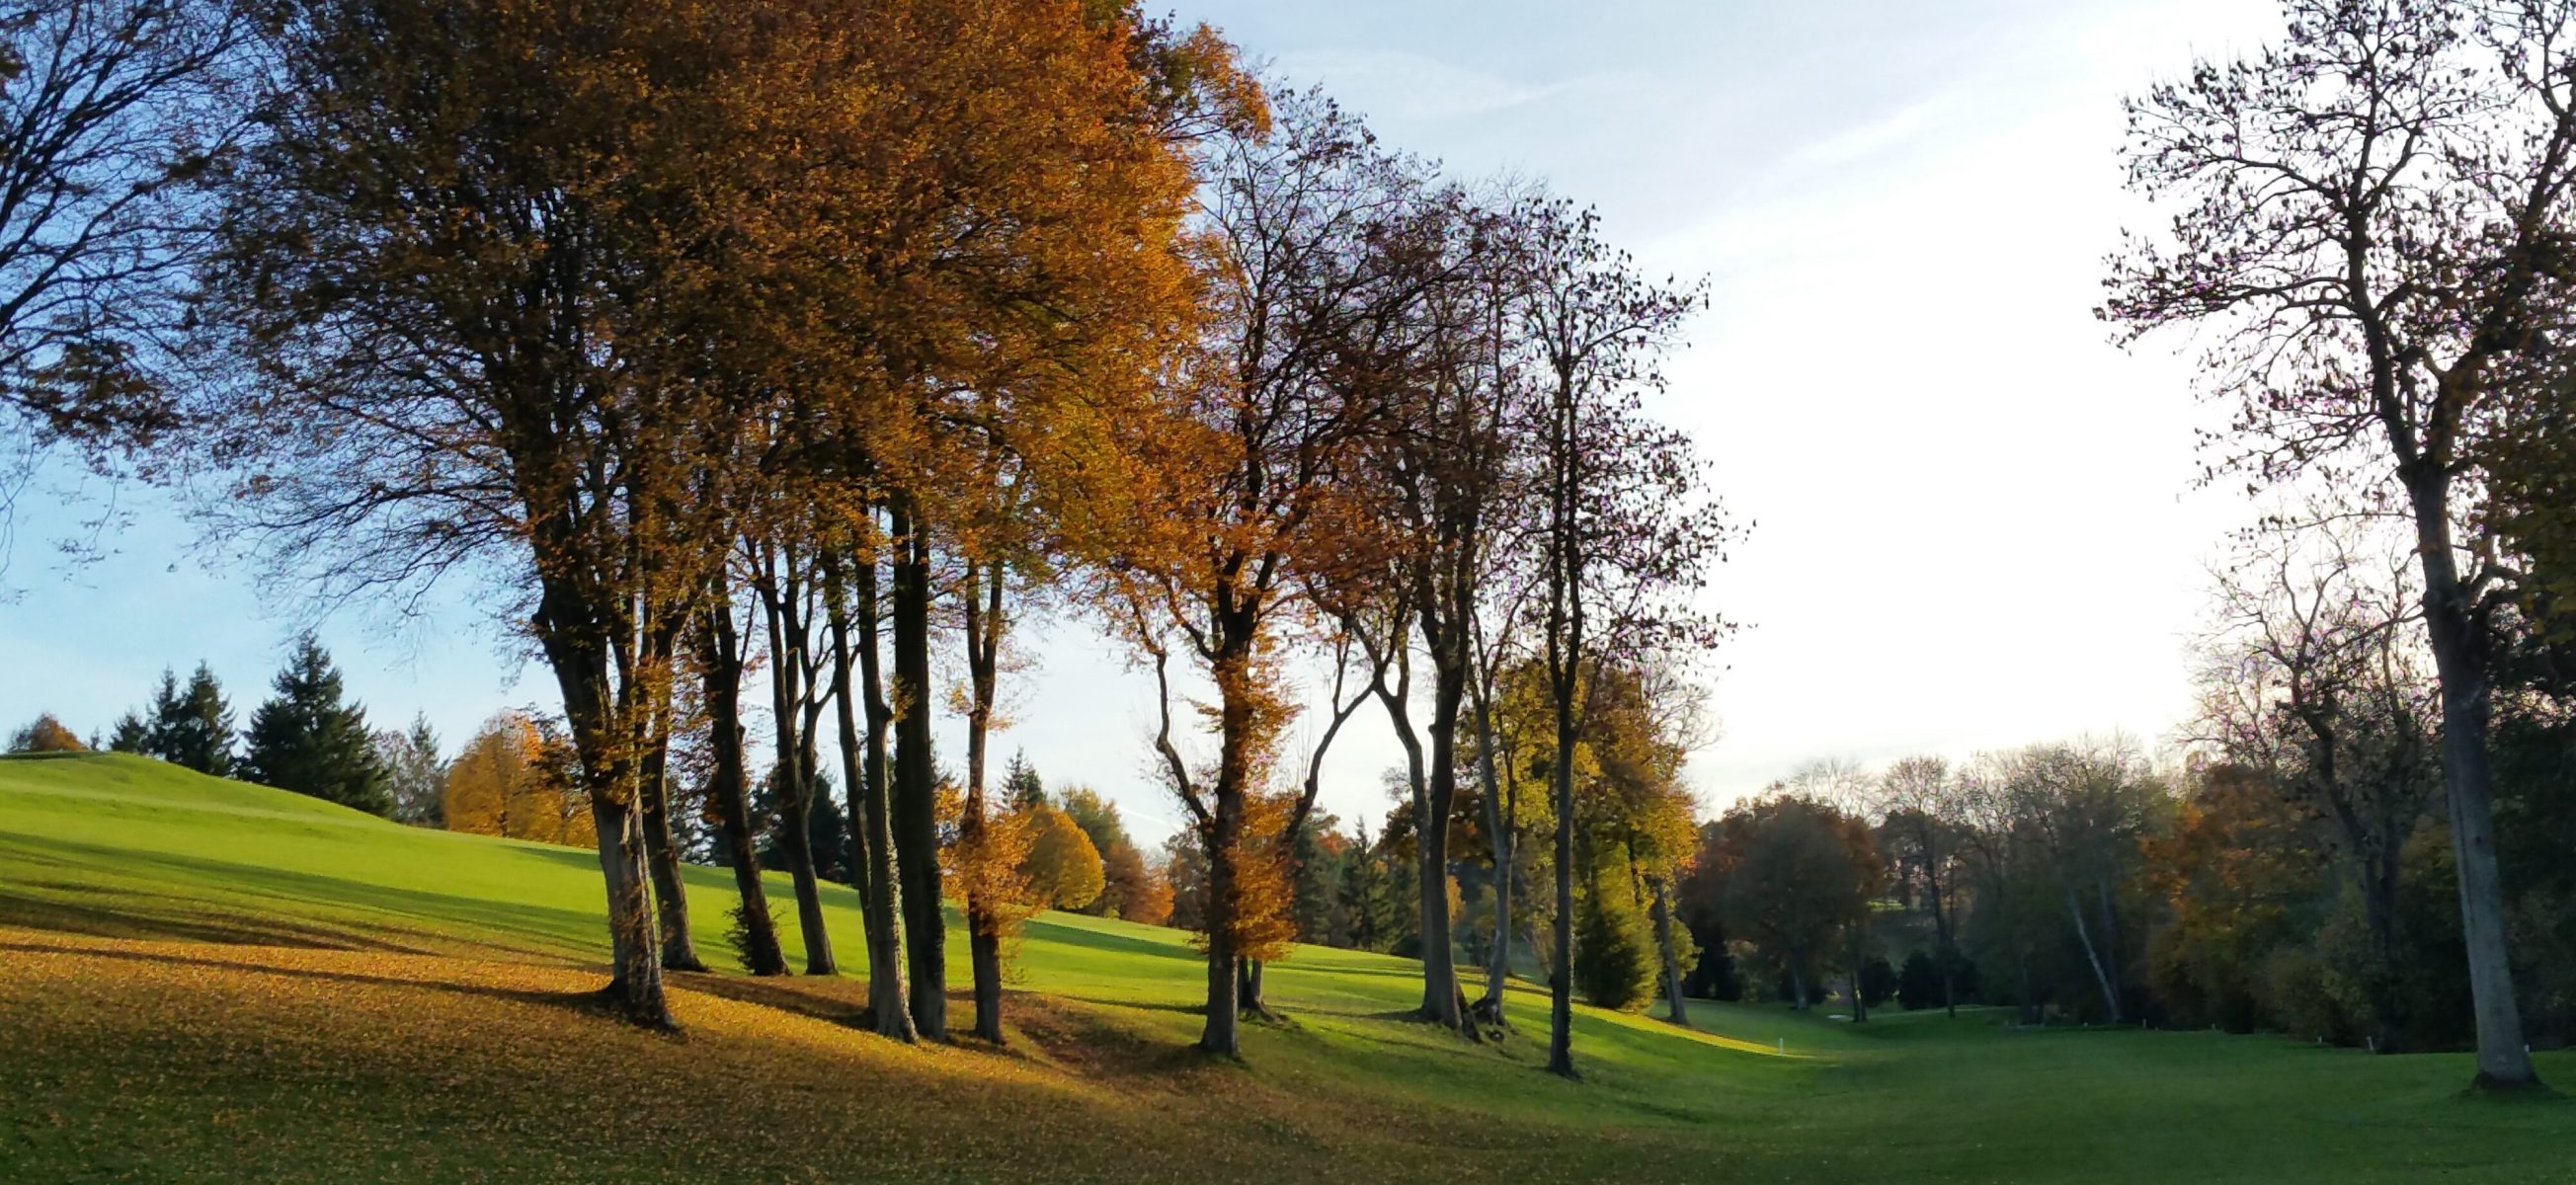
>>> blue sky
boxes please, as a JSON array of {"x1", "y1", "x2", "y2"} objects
[{"x1": 0, "y1": 0, "x2": 2278, "y2": 845}]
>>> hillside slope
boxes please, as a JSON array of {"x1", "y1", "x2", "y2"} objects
[{"x1": 1, "y1": 753, "x2": 2568, "y2": 1183}]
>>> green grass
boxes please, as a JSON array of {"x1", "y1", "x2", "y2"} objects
[{"x1": 2, "y1": 751, "x2": 2570, "y2": 1183}]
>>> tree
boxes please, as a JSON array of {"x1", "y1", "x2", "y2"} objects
[
  {"x1": 2105, "y1": 0, "x2": 2576, "y2": 1088},
  {"x1": 373, "y1": 716, "x2": 445, "y2": 827},
  {"x1": 1061, "y1": 785, "x2": 1152, "y2": 917},
  {"x1": 7, "y1": 714, "x2": 83, "y2": 752},
  {"x1": 1573, "y1": 887, "x2": 1657, "y2": 1012},
  {"x1": 198, "y1": 0, "x2": 813, "y2": 1027},
  {"x1": 1522, "y1": 197, "x2": 1729, "y2": 1076},
  {"x1": 2195, "y1": 529, "x2": 2443, "y2": 1049},
  {"x1": 694, "y1": 605, "x2": 790, "y2": 979},
  {"x1": 0, "y1": 0, "x2": 245, "y2": 486},
  {"x1": 441, "y1": 712, "x2": 595, "y2": 848},
  {"x1": 1876, "y1": 755, "x2": 1966, "y2": 1017},
  {"x1": 106, "y1": 711, "x2": 147, "y2": 752},
  {"x1": 1705, "y1": 793, "x2": 1879, "y2": 1010},
  {"x1": 1113, "y1": 89, "x2": 1419, "y2": 1058},
  {"x1": 146, "y1": 663, "x2": 232, "y2": 777},
  {"x1": 1018, "y1": 805, "x2": 1106, "y2": 910},
  {"x1": 1004, "y1": 751, "x2": 1046, "y2": 810},
  {"x1": 240, "y1": 636, "x2": 389, "y2": 816}
]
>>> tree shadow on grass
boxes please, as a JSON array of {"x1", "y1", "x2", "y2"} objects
[
  {"x1": 0, "y1": 940, "x2": 632, "y2": 1025},
  {"x1": 0, "y1": 833, "x2": 593, "y2": 959}
]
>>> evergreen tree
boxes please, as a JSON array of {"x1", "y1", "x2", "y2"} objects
[
  {"x1": 242, "y1": 638, "x2": 390, "y2": 815},
  {"x1": 147, "y1": 663, "x2": 236, "y2": 777},
  {"x1": 374, "y1": 715, "x2": 447, "y2": 826},
  {"x1": 107, "y1": 711, "x2": 149, "y2": 753},
  {"x1": 1002, "y1": 750, "x2": 1045, "y2": 810},
  {"x1": 1336, "y1": 821, "x2": 1402, "y2": 953},
  {"x1": 807, "y1": 775, "x2": 849, "y2": 885}
]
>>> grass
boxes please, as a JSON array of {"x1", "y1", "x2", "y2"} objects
[{"x1": 1, "y1": 751, "x2": 2570, "y2": 1183}]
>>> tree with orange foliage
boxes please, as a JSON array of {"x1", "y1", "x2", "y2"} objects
[
  {"x1": 1114, "y1": 87, "x2": 1478, "y2": 1058},
  {"x1": 443, "y1": 713, "x2": 595, "y2": 848}
]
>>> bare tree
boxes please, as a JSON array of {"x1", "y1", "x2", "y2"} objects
[{"x1": 2195, "y1": 525, "x2": 2443, "y2": 1050}]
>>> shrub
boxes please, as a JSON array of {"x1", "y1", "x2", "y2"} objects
[{"x1": 1574, "y1": 892, "x2": 1658, "y2": 1012}]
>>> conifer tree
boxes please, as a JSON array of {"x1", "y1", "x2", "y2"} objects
[
  {"x1": 242, "y1": 636, "x2": 390, "y2": 815},
  {"x1": 1003, "y1": 750, "x2": 1045, "y2": 810},
  {"x1": 147, "y1": 663, "x2": 235, "y2": 777}
]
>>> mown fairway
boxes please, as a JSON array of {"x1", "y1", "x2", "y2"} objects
[{"x1": 1, "y1": 752, "x2": 2569, "y2": 1184}]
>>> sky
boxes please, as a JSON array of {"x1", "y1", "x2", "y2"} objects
[{"x1": 0, "y1": 0, "x2": 2284, "y2": 847}]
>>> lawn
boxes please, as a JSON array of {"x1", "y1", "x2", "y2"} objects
[{"x1": 1, "y1": 752, "x2": 2569, "y2": 1183}]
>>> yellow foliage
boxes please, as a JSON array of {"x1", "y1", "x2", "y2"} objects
[{"x1": 443, "y1": 713, "x2": 595, "y2": 847}]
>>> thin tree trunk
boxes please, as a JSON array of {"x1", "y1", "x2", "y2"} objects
[
  {"x1": 2409, "y1": 468, "x2": 2537, "y2": 1088},
  {"x1": 1237, "y1": 955, "x2": 1267, "y2": 1016},
  {"x1": 962, "y1": 558, "x2": 1006, "y2": 1044},
  {"x1": 888, "y1": 495, "x2": 946, "y2": 1040},
  {"x1": 846, "y1": 541, "x2": 913, "y2": 1040},
  {"x1": 1928, "y1": 852, "x2": 1956, "y2": 1019},
  {"x1": 1418, "y1": 663, "x2": 1470, "y2": 1036},
  {"x1": 1650, "y1": 876, "x2": 1688, "y2": 1027},
  {"x1": 1473, "y1": 687, "x2": 1513, "y2": 1020},
  {"x1": 2064, "y1": 885, "x2": 2122, "y2": 1023},
  {"x1": 1546, "y1": 684, "x2": 1577, "y2": 1077},
  {"x1": 698, "y1": 612, "x2": 788, "y2": 977},
  {"x1": 760, "y1": 561, "x2": 837, "y2": 978},
  {"x1": 637, "y1": 703, "x2": 705, "y2": 973}
]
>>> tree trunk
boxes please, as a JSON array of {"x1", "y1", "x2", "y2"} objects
[
  {"x1": 1473, "y1": 688, "x2": 1513, "y2": 1019},
  {"x1": 590, "y1": 791, "x2": 671, "y2": 1027},
  {"x1": 888, "y1": 496, "x2": 946, "y2": 1040},
  {"x1": 1195, "y1": 647, "x2": 1255, "y2": 1058},
  {"x1": 698, "y1": 611, "x2": 788, "y2": 977},
  {"x1": 636, "y1": 714, "x2": 705, "y2": 973},
  {"x1": 1928, "y1": 855, "x2": 1956, "y2": 1019},
  {"x1": 1789, "y1": 966, "x2": 1807, "y2": 1011},
  {"x1": 2362, "y1": 845, "x2": 2406, "y2": 1054},
  {"x1": 761, "y1": 569, "x2": 837, "y2": 978},
  {"x1": 2064, "y1": 885, "x2": 2122, "y2": 1024},
  {"x1": 845, "y1": 544, "x2": 914, "y2": 1040},
  {"x1": 1650, "y1": 876, "x2": 1688, "y2": 1027},
  {"x1": 535, "y1": 583, "x2": 670, "y2": 1028},
  {"x1": 1416, "y1": 663, "x2": 1470, "y2": 1036},
  {"x1": 962, "y1": 558, "x2": 1006, "y2": 1044},
  {"x1": 2407, "y1": 467, "x2": 2538, "y2": 1088},
  {"x1": 1237, "y1": 955, "x2": 1267, "y2": 1016},
  {"x1": 1546, "y1": 684, "x2": 1577, "y2": 1078}
]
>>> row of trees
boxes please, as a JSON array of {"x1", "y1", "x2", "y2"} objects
[
  {"x1": 73, "y1": 639, "x2": 427, "y2": 818},
  {"x1": 0, "y1": 0, "x2": 1732, "y2": 1080}
]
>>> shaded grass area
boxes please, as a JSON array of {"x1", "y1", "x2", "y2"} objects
[{"x1": 2, "y1": 753, "x2": 2571, "y2": 1183}]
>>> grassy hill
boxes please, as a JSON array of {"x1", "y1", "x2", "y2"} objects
[{"x1": 1, "y1": 752, "x2": 2568, "y2": 1183}]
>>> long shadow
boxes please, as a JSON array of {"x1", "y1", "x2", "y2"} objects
[
  {"x1": 0, "y1": 940, "x2": 621, "y2": 1020},
  {"x1": 1022, "y1": 920, "x2": 1207, "y2": 966},
  {"x1": 0, "y1": 833, "x2": 596, "y2": 958},
  {"x1": 681, "y1": 973, "x2": 873, "y2": 1029},
  {"x1": 0, "y1": 886, "x2": 449, "y2": 956}
]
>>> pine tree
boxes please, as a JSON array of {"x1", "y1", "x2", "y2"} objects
[
  {"x1": 1002, "y1": 750, "x2": 1045, "y2": 810},
  {"x1": 374, "y1": 714, "x2": 446, "y2": 826},
  {"x1": 148, "y1": 664, "x2": 236, "y2": 777},
  {"x1": 107, "y1": 711, "x2": 149, "y2": 753},
  {"x1": 1337, "y1": 821, "x2": 1401, "y2": 953},
  {"x1": 242, "y1": 638, "x2": 390, "y2": 815}
]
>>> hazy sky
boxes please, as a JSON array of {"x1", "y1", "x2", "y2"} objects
[{"x1": 0, "y1": 0, "x2": 2283, "y2": 846}]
